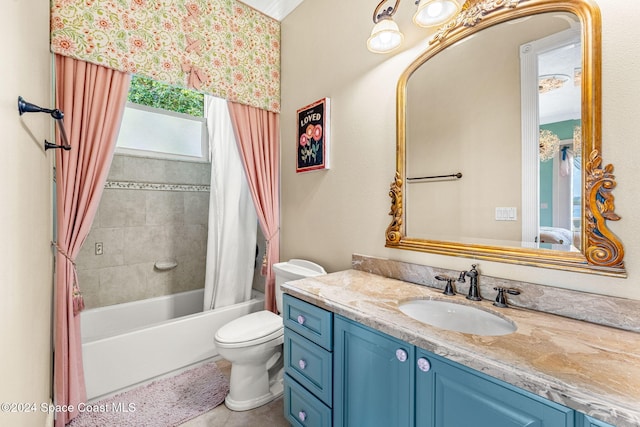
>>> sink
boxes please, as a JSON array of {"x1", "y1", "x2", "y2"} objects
[{"x1": 398, "y1": 299, "x2": 517, "y2": 336}]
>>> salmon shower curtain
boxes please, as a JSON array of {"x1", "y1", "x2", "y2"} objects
[
  {"x1": 53, "y1": 54, "x2": 130, "y2": 426},
  {"x1": 227, "y1": 101, "x2": 280, "y2": 313}
]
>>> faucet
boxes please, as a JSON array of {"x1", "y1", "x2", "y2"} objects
[
  {"x1": 435, "y1": 275, "x2": 456, "y2": 296},
  {"x1": 493, "y1": 287, "x2": 521, "y2": 308},
  {"x1": 458, "y1": 264, "x2": 481, "y2": 301}
]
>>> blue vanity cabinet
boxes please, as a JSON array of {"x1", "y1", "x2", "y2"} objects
[
  {"x1": 415, "y1": 347, "x2": 575, "y2": 427},
  {"x1": 577, "y1": 414, "x2": 616, "y2": 427},
  {"x1": 283, "y1": 294, "x2": 334, "y2": 427},
  {"x1": 333, "y1": 315, "x2": 415, "y2": 427},
  {"x1": 333, "y1": 315, "x2": 575, "y2": 427},
  {"x1": 285, "y1": 297, "x2": 616, "y2": 427}
]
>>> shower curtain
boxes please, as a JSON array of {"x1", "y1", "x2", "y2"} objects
[{"x1": 203, "y1": 96, "x2": 258, "y2": 310}]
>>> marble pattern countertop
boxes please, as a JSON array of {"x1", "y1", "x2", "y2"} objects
[{"x1": 282, "y1": 270, "x2": 640, "y2": 427}]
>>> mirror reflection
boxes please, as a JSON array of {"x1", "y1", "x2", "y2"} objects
[{"x1": 405, "y1": 12, "x2": 582, "y2": 251}]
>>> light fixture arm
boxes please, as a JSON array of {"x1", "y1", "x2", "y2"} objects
[
  {"x1": 373, "y1": 0, "x2": 401, "y2": 23},
  {"x1": 18, "y1": 96, "x2": 72, "y2": 151}
]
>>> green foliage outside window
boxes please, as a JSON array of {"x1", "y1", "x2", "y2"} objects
[{"x1": 127, "y1": 75, "x2": 204, "y2": 117}]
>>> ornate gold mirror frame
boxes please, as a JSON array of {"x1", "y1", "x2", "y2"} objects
[{"x1": 386, "y1": 0, "x2": 626, "y2": 277}]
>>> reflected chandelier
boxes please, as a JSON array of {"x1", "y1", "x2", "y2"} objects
[
  {"x1": 573, "y1": 125, "x2": 582, "y2": 157},
  {"x1": 539, "y1": 129, "x2": 560, "y2": 162},
  {"x1": 367, "y1": 0, "x2": 465, "y2": 53}
]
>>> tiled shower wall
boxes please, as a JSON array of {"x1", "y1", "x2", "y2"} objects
[{"x1": 76, "y1": 154, "x2": 211, "y2": 309}]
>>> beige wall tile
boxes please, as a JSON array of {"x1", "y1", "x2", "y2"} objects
[
  {"x1": 146, "y1": 191, "x2": 185, "y2": 226},
  {"x1": 100, "y1": 189, "x2": 146, "y2": 228}
]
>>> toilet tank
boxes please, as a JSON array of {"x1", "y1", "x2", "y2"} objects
[{"x1": 272, "y1": 259, "x2": 326, "y2": 314}]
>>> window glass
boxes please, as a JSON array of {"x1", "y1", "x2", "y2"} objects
[{"x1": 116, "y1": 76, "x2": 208, "y2": 162}]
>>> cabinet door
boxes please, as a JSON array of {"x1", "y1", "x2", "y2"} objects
[
  {"x1": 416, "y1": 348, "x2": 574, "y2": 427},
  {"x1": 333, "y1": 316, "x2": 414, "y2": 427},
  {"x1": 578, "y1": 414, "x2": 615, "y2": 427}
]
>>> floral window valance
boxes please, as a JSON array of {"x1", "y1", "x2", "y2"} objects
[{"x1": 51, "y1": 0, "x2": 281, "y2": 113}]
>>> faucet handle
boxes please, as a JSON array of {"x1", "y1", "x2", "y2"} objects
[
  {"x1": 467, "y1": 264, "x2": 479, "y2": 278},
  {"x1": 435, "y1": 275, "x2": 456, "y2": 296},
  {"x1": 493, "y1": 287, "x2": 520, "y2": 308}
]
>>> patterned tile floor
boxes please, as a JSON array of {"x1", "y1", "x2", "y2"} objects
[{"x1": 179, "y1": 360, "x2": 289, "y2": 427}]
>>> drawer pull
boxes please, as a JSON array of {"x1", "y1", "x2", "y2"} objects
[
  {"x1": 297, "y1": 315, "x2": 306, "y2": 325},
  {"x1": 298, "y1": 359, "x2": 307, "y2": 370},
  {"x1": 395, "y1": 348, "x2": 408, "y2": 362},
  {"x1": 298, "y1": 410, "x2": 307, "y2": 422},
  {"x1": 417, "y1": 357, "x2": 431, "y2": 372}
]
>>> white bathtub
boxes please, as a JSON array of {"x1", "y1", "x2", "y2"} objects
[{"x1": 81, "y1": 288, "x2": 264, "y2": 400}]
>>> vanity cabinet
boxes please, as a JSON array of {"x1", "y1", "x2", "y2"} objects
[
  {"x1": 283, "y1": 294, "x2": 334, "y2": 427},
  {"x1": 415, "y1": 347, "x2": 574, "y2": 426},
  {"x1": 334, "y1": 315, "x2": 575, "y2": 427},
  {"x1": 577, "y1": 414, "x2": 616, "y2": 427},
  {"x1": 283, "y1": 295, "x2": 615, "y2": 427},
  {"x1": 333, "y1": 315, "x2": 414, "y2": 427}
]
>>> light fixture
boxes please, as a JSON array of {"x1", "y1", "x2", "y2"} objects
[
  {"x1": 367, "y1": 0, "x2": 463, "y2": 53},
  {"x1": 573, "y1": 125, "x2": 582, "y2": 156},
  {"x1": 413, "y1": 0, "x2": 462, "y2": 27},
  {"x1": 539, "y1": 129, "x2": 560, "y2": 162},
  {"x1": 367, "y1": 0, "x2": 404, "y2": 53},
  {"x1": 538, "y1": 74, "x2": 570, "y2": 94}
]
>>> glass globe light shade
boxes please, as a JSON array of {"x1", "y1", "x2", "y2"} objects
[
  {"x1": 413, "y1": 0, "x2": 461, "y2": 27},
  {"x1": 367, "y1": 18, "x2": 404, "y2": 53}
]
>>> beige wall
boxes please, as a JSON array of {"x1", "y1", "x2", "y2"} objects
[
  {"x1": 405, "y1": 18, "x2": 524, "y2": 243},
  {"x1": 405, "y1": 14, "x2": 573, "y2": 245},
  {"x1": 0, "y1": 1, "x2": 54, "y2": 426},
  {"x1": 281, "y1": 0, "x2": 640, "y2": 300}
]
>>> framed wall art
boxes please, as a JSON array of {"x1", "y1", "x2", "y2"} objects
[{"x1": 296, "y1": 98, "x2": 330, "y2": 173}]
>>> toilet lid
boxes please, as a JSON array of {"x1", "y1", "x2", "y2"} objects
[{"x1": 215, "y1": 311, "x2": 283, "y2": 345}]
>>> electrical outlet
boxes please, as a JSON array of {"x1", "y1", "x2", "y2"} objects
[{"x1": 95, "y1": 242, "x2": 104, "y2": 256}]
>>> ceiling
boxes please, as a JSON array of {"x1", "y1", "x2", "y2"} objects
[{"x1": 239, "y1": 0, "x2": 305, "y2": 21}]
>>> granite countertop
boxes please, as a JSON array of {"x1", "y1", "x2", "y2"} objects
[{"x1": 282, "y1": 269, "x2": 640, "y2": 427}]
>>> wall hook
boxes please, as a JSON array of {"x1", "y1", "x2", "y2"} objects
[{"x1": 18, "y1": 96, "x2": 72, "y2": 151}]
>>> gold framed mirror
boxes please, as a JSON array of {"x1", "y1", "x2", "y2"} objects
[{"x1": 386, "y1": 0, "x2": 626, "y2": 277}]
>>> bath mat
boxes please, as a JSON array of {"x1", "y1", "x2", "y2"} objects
[{"x1": 68, "y1": 361, "x2": 229, "y2": 427}]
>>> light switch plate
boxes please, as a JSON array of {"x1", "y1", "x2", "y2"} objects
[{"x1": 495, "y1": 207, "x2": 517, "y2": 221}]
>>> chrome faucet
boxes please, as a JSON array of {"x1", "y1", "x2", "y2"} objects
[{"x1": 458, "y1": 264, "x2": 481, "y2": 301}]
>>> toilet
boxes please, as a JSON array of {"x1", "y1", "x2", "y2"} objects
[{"x1": 214, "y1": 259, "x2": 326, "y2": 411}]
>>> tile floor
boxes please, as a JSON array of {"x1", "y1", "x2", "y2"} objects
[{"x1": 179, "y1": 360, "x2": 290, "y2": 427}]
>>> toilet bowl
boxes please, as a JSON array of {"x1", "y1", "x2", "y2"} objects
[{"x1": 214, "y1": 259, "x2": 326, "y2": 411}]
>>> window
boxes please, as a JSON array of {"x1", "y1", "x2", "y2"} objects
[{"x1": 116, "y1": 75, "x2": 208, "y2": 162}]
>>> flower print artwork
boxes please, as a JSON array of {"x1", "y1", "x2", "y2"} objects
[
  {"x1": 296, "y1": 98, "x2": 330, "y2": 173},
  {"x1": 299, "y1": 124, "x2": 322, "y2": 162}
]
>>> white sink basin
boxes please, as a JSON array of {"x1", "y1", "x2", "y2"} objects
[{"x1": 398, "y1": 299, "x2": 517, "y2": 336}]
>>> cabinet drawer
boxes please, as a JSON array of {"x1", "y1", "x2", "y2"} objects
[
  {"x1": 283, "y1": 294, "x2": 333, "y2": 350},
  {"x1": 285, "y1": 329, "x2": 332, "y2": 406},
  {"x1": 285, "y1": 373, "x2": 332, "y2": 427}
]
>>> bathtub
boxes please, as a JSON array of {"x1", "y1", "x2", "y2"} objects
[{"x1": 81, "y1": 288, "x2": 264, "y2": 400}]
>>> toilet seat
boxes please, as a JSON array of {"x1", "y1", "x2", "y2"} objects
[{"x1": 215, "y1": 311, "x2": 283, "y2": 348}]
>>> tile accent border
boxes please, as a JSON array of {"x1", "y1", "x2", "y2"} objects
[
  {"x1": 105, "y1": 181, "x2": 210, "y2": 192},
  {"x1": 352, "y1": 254, "x2": 640, "y2": 333}
]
